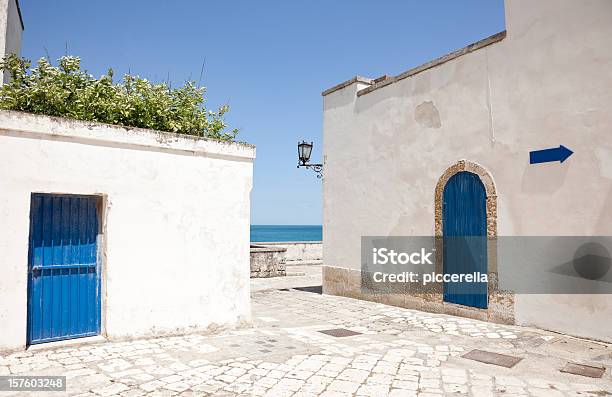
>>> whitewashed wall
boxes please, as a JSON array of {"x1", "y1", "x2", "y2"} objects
[
  {"x1": 0, "y1": 0, "x2": 23, "y2": 83},
  {"x1": 0, "y1": 111, "x2": 254, "y2": 350},
  {"x1": 322, "y1": 0, "x2": 612, "y2": 342}
]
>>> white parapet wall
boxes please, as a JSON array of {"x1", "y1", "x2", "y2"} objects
[
  {"x1": 254, "y1": 242, "x2": 322, "y2": 265},
  {"x1": 0, "y1": 110, "x2": 255, "y2": 351}
]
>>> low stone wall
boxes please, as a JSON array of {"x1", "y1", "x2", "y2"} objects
[
  {"x1": 250, "y1": 245, "x2": 286, "y2": 278},
  {"x1": 255, "y1": 241, "x2": 322, "y2": 265}
]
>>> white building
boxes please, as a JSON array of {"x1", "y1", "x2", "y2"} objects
[
  {"x1": 0, "y1": 1, "x2": 255, "y2": 351},
  {"x1": 0, "y1": 111, "x2": 254, "y2": 350},
  {"x1": 322, "y1": 0, "x2": 612, "y2": 342},
  {"x1": 0, "y1": 0, "x2": 23, "y2": 83}
]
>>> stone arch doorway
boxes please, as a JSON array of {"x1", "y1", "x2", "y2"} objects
[{"x1": 434, "y1": 160, "x2": 497, "y2": 309}]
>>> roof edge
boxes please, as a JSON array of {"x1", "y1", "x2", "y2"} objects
[
  {"x1": 14, "y1": 0, "x2": 24, "y2": 31},
  {"x1": 321, "y1": 76, "x2": 373, "y2": 97},
  {"x1": 0, "y1": 110, "x2": 255, "y2": 160},
  {"x1": 357, "y1": 31, "x2": 506, "y2": 97}
]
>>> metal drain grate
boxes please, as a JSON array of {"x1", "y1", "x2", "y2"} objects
[
  {"x1": 560, "y1": 362, "x2": 605, "y2": 378},
  {"x1": 462, "y1": 349, "x2": 523, "y2": 368},
  {"x1": 318, "y1": 328, "x2": 362, "y2": 337}
]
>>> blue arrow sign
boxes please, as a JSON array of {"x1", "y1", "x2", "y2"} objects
[{"x1": 529, "y1": 145, "x2": 573, "y2": 164}]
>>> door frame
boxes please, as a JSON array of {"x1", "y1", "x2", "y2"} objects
[
  {"x1": 25, "y1": 192, "x2": 107, "y2": 346},
  {"x1": 434, "y1": 160, "x2": 497, "y2": 309}
]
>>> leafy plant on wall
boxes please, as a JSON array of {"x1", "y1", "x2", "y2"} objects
[{"x1": 0, "y1": 55, "x2": 238, "y2": 141}]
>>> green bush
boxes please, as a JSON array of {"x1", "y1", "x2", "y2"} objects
[{"x1": 0, "y1": 54, "x2": 238, "y2": 141}]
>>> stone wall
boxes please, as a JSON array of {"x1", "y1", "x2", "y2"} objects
[
  {"x1": 323, "y1": 266, "x2": 514, "y2": 325},
  {"x1": 250, "y1": 245, "x2": 287, "y2": 278},
  {"x1": 254, "y1": 242, "x2": 322, "y2": 265}
]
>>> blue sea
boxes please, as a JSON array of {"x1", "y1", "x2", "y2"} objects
[{"x1": 250, "y1": 225, "x2": 322, "y2": 242}]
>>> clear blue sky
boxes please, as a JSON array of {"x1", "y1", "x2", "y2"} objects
[{"x1": 19, "y1": 0, "x2": 505, "y2": 225}]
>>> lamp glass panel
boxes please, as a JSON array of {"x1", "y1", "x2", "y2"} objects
[{"x1": 303, "y1": 143, "x2": 312, "y2": 162}]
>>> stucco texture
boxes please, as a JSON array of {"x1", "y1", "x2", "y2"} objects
[
  {"x1": 322, "y1": 0, "x2": 612, "y2": 342},
  {"x1": 0, "y1": 111, "x2": 254, "y2": 350}
]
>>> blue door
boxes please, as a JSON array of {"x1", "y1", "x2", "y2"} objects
[
  {"x1": 442, "y1": 172, "x2": 488, "y2": 309},
  {"x1": 27, "y1": 194, "x2": 101, "y2": 345}
]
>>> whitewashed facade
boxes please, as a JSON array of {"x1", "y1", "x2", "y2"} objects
[
  {"x1": 0, "y1": 0, "x2": 23, "y2": 83},
  {"x1": 0, "y1": 111, "x2": 254, "y2": 350},
  {"x1": 322, "y1": 0, "x2": 612, "y2": 342}
]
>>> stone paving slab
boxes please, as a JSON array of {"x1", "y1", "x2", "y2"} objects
[{"x1": 1, "y1": 267, "x2": 611, "y2": 396}]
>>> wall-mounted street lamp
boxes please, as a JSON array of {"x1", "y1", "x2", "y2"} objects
[{"x1": 297, "y1": 141, "x2": 323, "y2": 179}]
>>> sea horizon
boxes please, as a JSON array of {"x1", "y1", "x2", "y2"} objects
[{"x1": 250, "y1": 224, "x2": 322, "y2": 242}]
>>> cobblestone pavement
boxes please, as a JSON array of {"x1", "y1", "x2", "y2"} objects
[{"x1": 2, "y1": 266, "x2": 612, "y2": 396}]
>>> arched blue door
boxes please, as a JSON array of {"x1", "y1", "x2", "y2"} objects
[{"x1": 443, "y1": 171, "x2": 488, "y2": 308}]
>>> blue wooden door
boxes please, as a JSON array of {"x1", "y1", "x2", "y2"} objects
[
  {"x1": 442, "y1": 172, "x2": 488, "y2": 309},
  {"x1": 27, "y1": 194, "x2": 101, "y2": 345}
]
